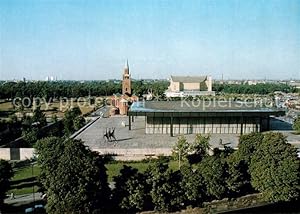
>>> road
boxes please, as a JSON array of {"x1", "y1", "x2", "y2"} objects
[{"x1": 90, "y1": 105, "x2": 110, "y2": 117}]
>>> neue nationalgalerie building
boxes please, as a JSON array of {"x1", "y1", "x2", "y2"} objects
[{"x1": 128, "y1": 100, "x2": 285, "y2": 137}]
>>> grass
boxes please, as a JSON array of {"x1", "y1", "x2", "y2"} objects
[
  {"x1": 0, "y1": 99, "x2": 96, "y2": 121},
  {"x1": 41, "y1": 101, "x2": 95, "y2": 115},
  {"x1": 0, "y1": 101, "x2": 14, "y2": 111},
  {"x1": 106, "y1": 160, "x2": 179, "y2": 182},
  {"x1": 12, "y1": 165, "x2": 41, "y2": 181},
  {"x1": 9, "y1": 165, "x2": 41, "y2": 195},
  {"x1": 8, "y1": 186, "x2": 39, "y2": 196},
  {"x1": 9, "y1": 160, "x2": 180, "y2": 194}
]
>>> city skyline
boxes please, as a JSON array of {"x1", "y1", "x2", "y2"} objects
[{"x1": 0, "y1": 0, "x2": 300, "y2": 80}]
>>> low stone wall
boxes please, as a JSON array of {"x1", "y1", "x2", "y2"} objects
[
  {"x1": 0, "y1": 147, "x2": 171, "y2": 161},
  {"x1": 93, "y1": 148, "x2": 172, "y2": 161},
  {"x1": 20, "y1": 148, "x2": 35, "y2": 160},
  {"x1": 0, "y1": 148, "x2": 35, "y2": 160},
  {"x1": 0, "y1": 148, "x2": 10, "y2": 160}
]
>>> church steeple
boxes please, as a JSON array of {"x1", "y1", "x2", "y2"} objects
[
  {"x1": 124, "y1": 59, "x2": 129, "y2": 74},
  {"x1": 122, "y1": 60, "x2": 131, "y2": 95}
]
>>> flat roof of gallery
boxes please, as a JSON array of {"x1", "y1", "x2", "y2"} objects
[{"x1": 128, "y1": 101, "x2": 285, "y2": 117}]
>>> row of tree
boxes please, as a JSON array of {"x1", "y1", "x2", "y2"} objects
[
  {"x1": 32, "y1": 132, "x2": 299, "y2": 213},
  {"x1": 22, "y1": 106, "x2": 85, "y2": 146},
  {"x1": 213, "y1": 83, "x2": 297, "y2": 94},
  {"x1": 1, "y1": 81, "x2": 296, "y2": 100},
  {"x1": 0, "y1": 106, "x2": 85, "y2": 147},
  {"x1": 0, "y1": 80, "x2": 169, "y2": 99}
]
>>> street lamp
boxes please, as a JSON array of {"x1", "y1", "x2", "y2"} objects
[
  {"x1": 31, "y1": 162, "x2": 35, "y2": 212},
  {"x1": 178, "y1": 150, "x2": 181, "y2": 169}
]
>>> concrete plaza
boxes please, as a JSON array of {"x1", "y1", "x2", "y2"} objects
[
  {"x1": 75, "y1": 115, "x2": 300, "y2": 159},
  {"x1": 75, "y1": 116, "x2": 241, "y2": 149}
]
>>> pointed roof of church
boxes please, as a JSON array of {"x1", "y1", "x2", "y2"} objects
[{"x1": 125, "y1": 59, "x2": 129, "y2": 70}]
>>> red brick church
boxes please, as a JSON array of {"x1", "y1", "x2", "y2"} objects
[{"x1": 110, "y1": 60, "x2": 138, "y2": 115}]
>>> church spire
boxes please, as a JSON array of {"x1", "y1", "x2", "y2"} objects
[
  {"x1": 124, "y1": 59, "x2": 129, "y2": 75},
  {"x1": 125, "y1": 59, "x2": 129, "y2": 70}
]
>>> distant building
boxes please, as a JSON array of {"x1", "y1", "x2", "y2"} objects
[
  {"x1": 45, "y1": 76, "x2": 57, "y2": 82},
  {"x1": 165, "y1": 75, "x2": 215, "y2": 97}
]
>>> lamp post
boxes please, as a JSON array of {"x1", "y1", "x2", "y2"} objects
[
  {"x1": 178, "y1": 150, "x2": 181, "y2": 169},
  {"x1": 32, "y1": 162, "x2": 35, "y2": 212}
]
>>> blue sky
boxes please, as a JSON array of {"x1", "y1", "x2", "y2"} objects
[{"x1": 0, "y1": 0, "x2": 299, "y2": 80}]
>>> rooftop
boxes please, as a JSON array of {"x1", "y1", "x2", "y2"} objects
[
  {"x1": 129, "y1": 101, "x2": 285, "y2": 116},
  {"x1": 171, "y1": 75, "x2": 207, "y2": 83}
]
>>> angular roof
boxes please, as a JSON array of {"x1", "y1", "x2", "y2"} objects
[{"x1": 171, "y1": 75, "x2": 207, "y2": 83}]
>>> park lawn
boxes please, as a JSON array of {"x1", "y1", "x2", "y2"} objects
[
  {"x1": 0, "y1": 99, "x2": 96, "y2": 121},
  {"x1": 40, "y1": 100, "x2": 95, "y2": 115},
  {"x1": 8, "y1": 160, "x2": 179, "y2": 194},
  {"x1": 8, "y1": 165, "x2": 41, "y2": 195},
  {"x1": 0, "y1": 101, "x2": 14, "y2": 111},
  {"x1": 12, "y1": 165, "x2": 41, "y2": 181},
  {"x1": 106, "y1": 160, "x2": 179, "y2": 182},
  {"x1": 7, "y1": 186, "x2": 40, "y2": 196}
]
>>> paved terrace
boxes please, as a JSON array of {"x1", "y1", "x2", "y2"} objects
[{"x1": 75, "y1": 116, "x2": 300, "y2": 160}]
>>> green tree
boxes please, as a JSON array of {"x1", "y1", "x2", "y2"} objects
[
  {"x1": 197, "y1": 155, "x2": 228, "y2": 200},
  {"x1": 22, "y1": 128, "x2": 38, "y2": 146},
  {"x1": 226, "y1": 153, "x2": 253, "y2": 197},
  {"x1": 112, "y1": 165, "x2": 150, "y2": 212},
  {"x1": 180, "y1": 165, "x2": 205, "y2": 207},
  {"x1": 73, "y1": 116, "x2": 85, "y2": 131},
  {"x1": 63, "y1": 107, "x2": 83, "y2": 135},
  {"x1": 35, "y1": 137, "x2": 110, "y2": 213},
  {"x1": 188, "y1": 134, "x2": 211, "y2": 164},
  {"x1": 293, "y1": 116, "x2": 300, "y2": 134},
  {"x1": 172, "y1": 135, "x2": 190, "y2": 168},
  {"x1": 70, "y1": 106, "x2": 82, "y2": 117},
  {"x1": 146, "y1": 161, "x2": 185, "y2": 212},
  {"x1": 250, "y1": 132, "x2": 300, "y2": 202},
  {"x1": 0, "y1": 160, "x2": 13, "y2": 206},
  {"x1": 236, "y1": 132, "x2": 263, "y2": 165},
  {"x1": 32, "y1": 106, "x2": 47, "y2": 127}
]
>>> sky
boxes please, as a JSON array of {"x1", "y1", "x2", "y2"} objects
[{"x1": 0, "y1": 0, "x2": 300, "y2": 80}]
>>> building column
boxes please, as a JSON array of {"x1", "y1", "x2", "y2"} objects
[
  {"x1": 203, "y1": 117, "x2": 206, "y2": 133},
  {"x1": 255, "y1": 118, "x2": 259, "y2": 132},
  {"x1": 259, "y1": 117, "x2": 263, "y2": 132},
  {"x1": 129, "y1": 115, "x2": 131, "y2": 130},
  {"x1": 267, "y1": 117, "x2": 270, "y2": 131},
  {"x1": 240, "y1": 116, "x2": 244, "y2": 135},
  {"x1": 170, "y1": 116, "x2": 174, "y2": 137}
]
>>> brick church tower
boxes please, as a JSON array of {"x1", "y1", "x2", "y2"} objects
[{"x1": 122, "y1": 60, "x2": 131, "y2": 96}]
